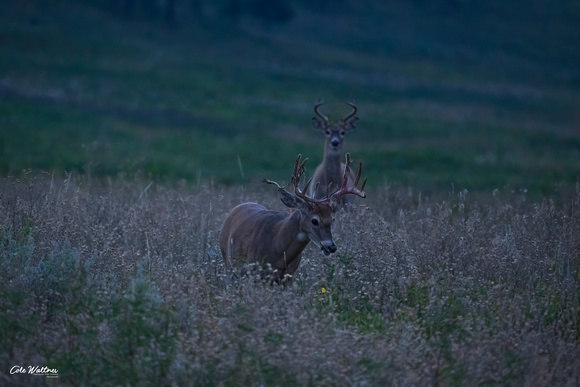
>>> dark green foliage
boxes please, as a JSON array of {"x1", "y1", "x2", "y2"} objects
[{"x1": 1, "y1": 0, "x2": 579, "y2": 195}]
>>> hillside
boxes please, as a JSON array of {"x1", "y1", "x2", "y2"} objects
[{"x1": 1, "y1": 0, "x2": 579, "y2": 194}]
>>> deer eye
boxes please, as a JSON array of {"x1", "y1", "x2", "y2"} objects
[
  {"x1": 311, "y1": 218, "x2": 320, "y2": 227},
  {"x1": 325, "y1": 130, "x2": 331, "y2": 135},
  {"x1": 340, "y1": 130, "x2": 346, "y2": 136}
]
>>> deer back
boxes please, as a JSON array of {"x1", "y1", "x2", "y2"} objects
[{"x1": 219, "y1": 202, "x2": 307, "y2": 276}]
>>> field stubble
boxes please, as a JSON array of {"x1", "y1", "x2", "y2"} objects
[{"x1": 1, "y1": 175, "x2": 579, "y2": 385}]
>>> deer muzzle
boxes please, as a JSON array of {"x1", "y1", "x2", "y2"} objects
[{"x1": 320, "y1": 240, "x2": 337, "y2": 256}]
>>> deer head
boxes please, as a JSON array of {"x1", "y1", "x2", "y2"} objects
[
  {"x1": 264, "y1": 153, "x2": 366, "y2": 255},
  {"x1": 312, "y1": 102, "x2": 359, "y2": 154}
]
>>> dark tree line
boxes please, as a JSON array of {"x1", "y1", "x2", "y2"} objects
[
  {"x1": 104, "y1": 0, "x2": 484, "y2": 28},
  {"x1": 107, "y1": 0, "x2": 331, "y2": 27}
]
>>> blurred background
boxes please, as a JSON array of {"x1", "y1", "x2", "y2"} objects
[{"x1": 1, "y1": 0, "x2": 578, "y2": 195}]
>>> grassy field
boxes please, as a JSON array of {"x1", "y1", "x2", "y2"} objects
[
  {"x1": 1, "y1": 0, "x2": 580, "y2": 385},
  {"x1": 1, "y1": 0, "x2": 579, "y2": 194},
  {"x1": 1, "y1": 176, "x2": 579, "y2": 385}
]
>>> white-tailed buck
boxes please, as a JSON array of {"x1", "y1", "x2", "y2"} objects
[
  {"x1": 309, "y1": 102, "x2": 359, "y2": 206},
  {"x1": 220, "y1": 154, "x2": 366, "y2": 283}
]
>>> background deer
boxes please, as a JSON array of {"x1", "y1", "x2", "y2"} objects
[
  {"x1": 220, "y1": 154, "x2": 366, "y2": 283},
  {"x1": 309, "y1": 102, "x2": 360, "y2": 206}
]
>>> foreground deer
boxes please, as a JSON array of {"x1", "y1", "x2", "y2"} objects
[
  {"x1": 220, "y1": 154, "x2": 366, "y2": 283},
  {"x1": 309, "y1": 102, "x2": 359, "y2": 206}
]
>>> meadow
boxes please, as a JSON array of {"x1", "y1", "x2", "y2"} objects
[
  {"x1": 1, "y1": 175, "x2": 579, "y2": 385},
  {"x1": 1, "y1": 0, "x2": 580, "y2": 385}
]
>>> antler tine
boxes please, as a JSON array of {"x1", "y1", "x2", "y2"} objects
[
  {"x1": 353, "y1": 160, "x2": 362, "y2": 187},
  {"x1": 343, "y1": 102, "x2": 358, "y2": 122},
  {"x1": 265, "y1": 156, "x2": 331, "y2": 204},
  {"x1": 352, "y1": 160, "x2": 368, "y2": 193},
  {"x1": 303, "y1": 177, "x2": 313, "y2": 194},
  {"x1": 262, "y1": 178, "x2": 283, "y2": 189},
  {"x1": 264, "y1": 154, "x2": 308, "y2": 192},
  {"x1": 291, "y1": 155, "x2": 312, "y2": 201},
  {"x1": 291, "y1": 155, "x2": 308, "y2": 186},
  {"x1": 288, "y1": 154, "x2": 331, "y2": 204},
  {"x1": 329, "y1": 153, "x2": 367, "y2": 202},
  {"x1": 326, "y1": 182, "x2": 333, "y2": 199},
  {"x1": 314, "y1": 102, "x2": 329, "y2": 122}
]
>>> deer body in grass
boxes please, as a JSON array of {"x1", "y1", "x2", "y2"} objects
[
  {"x1": 220, "y1": 154, "x2": 366, "y2": 283},
  {"x1": 309, "y1": 102, "x2": 359, "y2": 206}
]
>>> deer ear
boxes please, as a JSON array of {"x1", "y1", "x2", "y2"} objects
[
  {"x1": 312, "y1": 117, "x2": 327, "y2": 130},
  {"x1": 279, "y1": 189, "x2": 306, "y2": 208}
]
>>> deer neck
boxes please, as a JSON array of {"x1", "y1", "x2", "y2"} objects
[
  {"x1": 276, "y1": 210, "x2": 310, "y2": 259},
  {"x1": 322, "y1": 144, "x2": 343, "y2": 184}
]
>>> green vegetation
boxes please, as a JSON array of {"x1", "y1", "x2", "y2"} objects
[
  {"x1": 1, "y1": 1, "x2": 579, "y2": 385},
  {"x1": 1, "y1": 176, "x2": 579, "y2": 385},
  {"x1": 1, "y1": 0, "x2": 578, "y2": 194}
]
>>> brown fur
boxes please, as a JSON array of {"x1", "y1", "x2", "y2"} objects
[
  {"x1": 309, "y1": 103, "x2": 358, "y2": 205},
  {"x1": 220, "y1": 199, "x2": 335, "y2": 283},
  {"x1": 220, "y1": 154, "x2": 365, "y2": 283}
]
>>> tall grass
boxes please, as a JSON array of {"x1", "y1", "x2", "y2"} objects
[{"x1": 1, "y1": 175, "x2": 578, "y2": 385}]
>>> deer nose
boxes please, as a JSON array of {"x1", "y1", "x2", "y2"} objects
[
  {"x1": 330, "y1": 138, "x2": 340, "y2": 147},
  {"x1": 320, "y1": 241, "x2": 337, "y2": 255}
]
